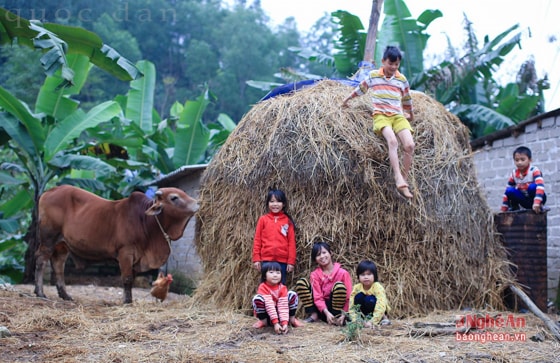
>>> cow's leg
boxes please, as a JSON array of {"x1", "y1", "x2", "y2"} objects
[
  {"x1": 117, "y1": 250, "x2": 135, "y2": 304},
  {"x1": 51, "y1": 243, "x2": 72, "y2": 301},
  {"x1": 34, "y1": 244, "x2": 51, "y2": 298}
]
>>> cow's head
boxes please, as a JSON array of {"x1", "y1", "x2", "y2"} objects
[{"x1": 145, "y1": 188, "x2": 199, "y2": 217}]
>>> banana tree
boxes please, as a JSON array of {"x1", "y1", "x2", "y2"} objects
[
  {"x1": 0, "y1": 54, "x2": 125, "y2": 281},
  {"x1": 124, "y1": 61, "x2": 211, "y2": 169},
  {"x1": 87, "y1": 60, "x2": 232, "y2": 190},
  {"x1": 410, "y1": 20, "x2": 544, "y2": 139},
  {"x1": 0, "y1": 8, "x2": 142, "y2": 281}
]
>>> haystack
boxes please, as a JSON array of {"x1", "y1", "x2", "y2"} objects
[{"x1": 194, "y1": 80, "x2": 514, "y2": 317}]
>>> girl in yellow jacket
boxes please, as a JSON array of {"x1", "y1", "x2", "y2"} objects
[{"x1": 349, "y1": 260, "x2": 391, "y2": 327}]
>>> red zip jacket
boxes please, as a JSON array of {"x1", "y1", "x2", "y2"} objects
[
  {"x1": 252, "y1": 211, "x2": 296, "y2": 265},
  {"x1": 256, "y1": 281, "x2": 289, "y2": 325}
]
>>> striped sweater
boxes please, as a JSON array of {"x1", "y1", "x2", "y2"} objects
[
  {"x1": 501, "y1": 165, "x2": 545, "y2": 211},
  {"x1": 348, "y1": 67, "x2": 413, "y2": 117},
  {"x1": 256, "y1": 281, "x2": 289, "y2": 325}
]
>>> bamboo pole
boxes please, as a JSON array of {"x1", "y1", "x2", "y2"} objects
[{"x1": 510, "y1": 285, "x2": 560, "y2": 341}]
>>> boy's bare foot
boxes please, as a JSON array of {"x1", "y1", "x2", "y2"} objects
[
  {"x1": 252, "y1": 320, "x2": 267, "y2": 329},
  {"x1": 396, "y1": 184, "x2": 413, "y2": 199},
  {"x1": 290, "y1": 318, "x2": 304, "y2": 327}
]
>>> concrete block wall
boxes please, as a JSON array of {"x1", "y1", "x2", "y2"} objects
[{"x1": 472, "y1": 114, "x2": 560, "y2": 302}]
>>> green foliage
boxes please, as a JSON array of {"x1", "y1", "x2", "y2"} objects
[
  {"x1": 206, "y1": 113, "x2": 237, "y2": 160},
  {"x1": 0, "y1": 47, "x2": 43, "y2": 106},
  {"x1": 376, "y1": 0, "x2": 442, "y2": 77},
  {"x1": 410, "y1": 18, "x2": 544, "y2": 139},
  {"x1": 2, "y1": 1, "x2": 307, "y2": 123},
  {"x1": 0, "y1": 237, "x2": 26, "y2": 284},
  {"x1": 0, "y1": 171, "x2": 23, "y2": 186},
  {"x1": 172, "y1": 91, "x2": 212, "y2": 166},
  {"x1": 0, "y1": 10, "x2": 143, "y2": 281},
  {"x1": 342, "y1": 305, "x2": 368, "y2": 342},
  {"x1": 260, "y1": 1, "x2": 544, "y2": 140},
  {"x1": 331, "y1": 10, "x2": 366, "y2": 76},
  {"x1": 328, "y1": 1, "x2": 441, "y2": 79},
  {"x1": 0, "y1": 8, "x2": 141, "y2": 84},
  {"x1": 330, "y1": 1, "x2": 543, "y2": 140},
  {"x1": 125, "y1": 61, "x2": 155, "y2": 133},
  {"x1": 45, "y1": 101, "x2": 122, "y2": 160}
]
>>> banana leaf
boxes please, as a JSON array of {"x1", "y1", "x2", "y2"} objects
[
  {"x1": 0, "y1": 171, "x2": 24, "y2": 185},
  {"x1": 172, "y1": 90, "x2": 211, "y2": 167},
  {"x1": 376, "y1": 0, "x2": 441, "y2": 77},
  {"x1": 35, "y1": 54, "x2": 91, "y2": 119},
  {"x1": 48, "y1": 154, "x2": 116, "y2": 178},
  {"x1": 0, "y1": 86, "x2": 44, "y2": 153},
  {"x1": 0, "y1": 8, "x2": 141, "y2": 82},
  {"x1": 0, "y1": 189, "x2": 32, "y2": 218},
  {"x1": 126, "y1": 60, "x2": 156, "y2": 133},
  {"x1": 0, "y1": 113, "x2": 39, "y2": 162},
  {"x1": 44, "y1": 101, "x2": 122, "y2": 160}
]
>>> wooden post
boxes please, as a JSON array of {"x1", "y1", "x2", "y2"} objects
[{"x1": 363, "y1": 0, "x2": 384, "y2": 63}]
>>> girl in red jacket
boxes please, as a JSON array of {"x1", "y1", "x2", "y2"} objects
[
  {"x1": 252, "y1": 189, "x2": 296, "y2": 285},
  {"x1": 251, "y1": 262, "x2": 303, "y2": 332}
]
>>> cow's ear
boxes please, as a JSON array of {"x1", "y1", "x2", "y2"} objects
[{"x1": 145, "y1": 204, "x2": 163, "y2": 216}]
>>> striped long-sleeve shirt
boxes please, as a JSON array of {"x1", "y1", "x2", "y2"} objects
[
  {"x1": 501, "y1": 165, "x2": 545, "y2": 211},
  {"x1": 256, "y1": 281, "x2": 289, "y2": 325},
  {"x1": 348, "y1": 67, "x2": 413, "y2": 117}
]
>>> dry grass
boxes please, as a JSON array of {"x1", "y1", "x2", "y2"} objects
[
  {"x1": 1, "y1": 284, "x2": 558, "y2": 362},
  {"x1": 194, "y1": 80, "x2": 515, "y2": 316}
]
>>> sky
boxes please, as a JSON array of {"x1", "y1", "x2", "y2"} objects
[{"x1": 253, "y1": 0, "x2": 560, "y2": 112}]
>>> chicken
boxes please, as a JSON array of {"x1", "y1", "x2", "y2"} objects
[{"x1": 150, "y1": 271, "x2": 173, "y2": 302}]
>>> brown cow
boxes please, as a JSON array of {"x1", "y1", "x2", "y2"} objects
[{"x1": 34, "y1": 185, "x2": 198, "y2": 303}]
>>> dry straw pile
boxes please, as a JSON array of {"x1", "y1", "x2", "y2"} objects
[{"x1": 194, "y1": 80, "x2": 514, "y2": 317}]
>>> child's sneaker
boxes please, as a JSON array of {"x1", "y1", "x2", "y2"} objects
[{"x1": 380, "y1": 318, "x2": 392, "y2": 326}]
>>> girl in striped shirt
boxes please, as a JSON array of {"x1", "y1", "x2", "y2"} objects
[{"x1": 251, "y1": 262, "x2": 302, "y2": 333}]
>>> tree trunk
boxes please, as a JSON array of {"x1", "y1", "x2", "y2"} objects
[
  {"x1": 364, "y1": 0, "x2": 384, "y2": 63},
  {"x1": 23, "y1": 203, "x2": 39, "y2": 283}
]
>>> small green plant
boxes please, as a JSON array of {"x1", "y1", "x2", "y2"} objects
[{"x1": 343, "y1": 305, "x2": 371, "y2": 342}]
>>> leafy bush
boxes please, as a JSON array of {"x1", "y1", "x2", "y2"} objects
[{"x1": 0, "y1": 237, "x2": 26, "y2": 284}]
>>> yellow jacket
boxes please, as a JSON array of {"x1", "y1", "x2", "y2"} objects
[{"x1": 349, "y1": 282, "x2": 390, "y2": 325}]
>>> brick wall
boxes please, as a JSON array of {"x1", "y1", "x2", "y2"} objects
[{"x1": 472, "y1": 113, "x2": 560, "y2": 302}]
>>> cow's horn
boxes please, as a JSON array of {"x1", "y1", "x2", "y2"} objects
[{"x1": 155, "y1": 190, "x2": 163, "y2": 196}]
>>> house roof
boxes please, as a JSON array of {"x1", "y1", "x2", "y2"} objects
[
  {"x1": 470, "y1": 108, "x2": 560, "y2": 150},
  {"x1": 152, "y1": 164, "x2": 208, "y2": 187}
]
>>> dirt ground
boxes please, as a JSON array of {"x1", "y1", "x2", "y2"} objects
[{"x1": 1, "y1": 284, "x2": 559, "y2": 363}]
